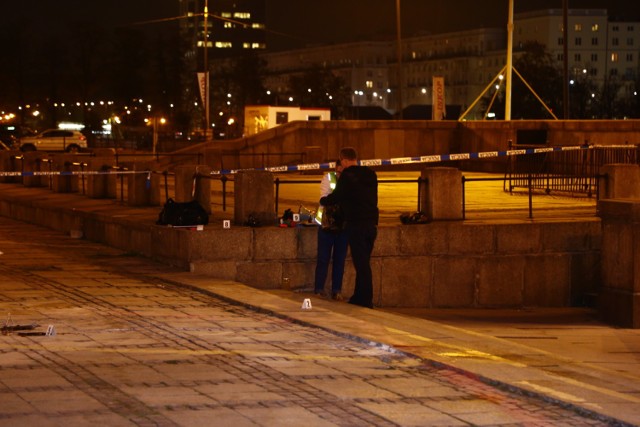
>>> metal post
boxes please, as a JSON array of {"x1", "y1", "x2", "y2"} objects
[
  {"x1": 274, "y1": 177, "x2": 280, "y2": 215},
  {"x1": 462, "y1": 176, "x2": 467, "y2": 220},
  {"x1": 563, "y1": 0, "x2": 570, "y2": 119},
  {"x1": 528, "y1": 173, "x2": 533, "y2": 219},
  {"x1": 203, "y1": 0, "x2": 210, "y2": 140},
  {"x1": 395, "y1": 0, "x2": 403, "y2": 119},
  {"x1": 505, "y1": 0, "x2": 514, "y2": 121}
]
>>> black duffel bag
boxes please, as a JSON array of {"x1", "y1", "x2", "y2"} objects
[{"x1": 157, "y1": 198, "x2": 209, "y2": 226}]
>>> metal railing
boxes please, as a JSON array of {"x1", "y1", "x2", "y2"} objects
[
  {"x1": 463, "y1": 174, "x2": 600, "y2": 219},
  {"x1": 505, "y1": 144, "x2": 638, "y2": 197},
  {"x1": 273, "y1": 176, "x2": 428, "y2": 217},
  {"x1": 3, "y1": 152, "x2": 608, "y2": 222}
]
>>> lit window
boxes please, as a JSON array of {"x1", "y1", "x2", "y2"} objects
[
  {"x1": 591, "y1": 24, "x2": 599, "y2": 31},
  {"x1": 215, "y1": 41, "x2": 232, "y2": 48},
  {"x1": 365, "y1": 80, "x2": 373, "y2": 88},
  {"x1": 197, "y1": 41, "x2": 213, "y2": 48},
  {"x1": 252, "y1": 43, "x2": 265, "y2": 49},
  {"x1": 252, "y1": 23, "x2": 265, "y2": 29},
  {"x1": 221, "y1": 12, "x2": 231, "y2": 18},
  {"x1": 224, "y1": 22, "x2": 233, "y2": 28},
  {"x1": 611, "y1": 53, "x2": 619, "y2": 62},
  {"x1": 574, "y1": 24, "x2": 582, "y2": 31},
  {"x1": 234, "y1": 12, "x2": 251, "y2": 19}
]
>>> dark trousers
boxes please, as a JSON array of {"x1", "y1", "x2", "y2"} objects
[
  {"x1": 314, "y1": 228, "x2": 349, "y2": 293},
  {"x1": 347, "y1": 224, "x2": 377, "y2": 307}
]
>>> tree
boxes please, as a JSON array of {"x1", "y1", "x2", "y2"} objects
[
  {"x1": 107, "y1": 27, "x2": 150, "y2": 106},
  {"x1": 288, "y1": 67, "x2": 351, "y2": 119},
  {"x1": 511, "y1": 42, "x2": 563, "y2": 119},
  {"x1": 211, "y1": 55, "x2": 269, "y2": 138}
]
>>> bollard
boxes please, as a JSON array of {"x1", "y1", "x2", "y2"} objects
[
  {"x1": 86, "y1": 157, "x2": 117, "y2": 198},
  {"x1": 174, "y1": 165, "x2": 212, "y2": 213},
  {"x1": 234, "y1": 170, "x2": 276, "y2": 226},
  {"x1": 22, "y1": 152, "x2": 48, "y2": 187},
  {"x1": 420, "y1": 167, "x2": 463, "y2": 221},
  {"x1": 127, "y1": 162, "x2": 161, "y2": 206}
]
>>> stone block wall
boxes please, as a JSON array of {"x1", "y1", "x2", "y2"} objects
[
  {"x1": 174, "y1": 220, "x2": 601, "y2": 308},
  {"x1": 598, "y1": 200, "x2": 640, "y2": 328}
]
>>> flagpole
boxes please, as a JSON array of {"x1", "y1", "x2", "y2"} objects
[
  {"x1": 505, "y1": 0, "x2": 514, "y2": 121},
  {"x1": 395, "y1": 0, "x2": 403, "y2": 120}
]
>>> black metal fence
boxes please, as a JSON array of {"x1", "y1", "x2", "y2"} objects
[{"x1": 505, "y1": 144, "x2": 639, "y2": 197}]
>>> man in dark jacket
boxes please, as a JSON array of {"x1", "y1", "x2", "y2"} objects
[{"x1": 320, "y1": 147, "x2": 378, "y2": 308}]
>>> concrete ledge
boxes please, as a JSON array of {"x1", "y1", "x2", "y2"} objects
[{"x1": 0, "y1": 184, "x2": 601, "y2": 309}]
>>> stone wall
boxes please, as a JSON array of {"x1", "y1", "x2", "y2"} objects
[
  {"x1": 0, "y1": 191, "x2": 601, "y2": 309},
  {"x1": 206, "y1": 119, "x2": 640, "y2": 172},
  {"x1": 185, "y1": 220, "x2": 601, "y2": 308}
]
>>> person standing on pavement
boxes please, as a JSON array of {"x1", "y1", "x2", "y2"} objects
[
  {"x1": 313, "y1": 160, "x2": 348, "y2": 300},
  {"x1": 320, "y1": 147, "x2": 378, "y2": 308}
]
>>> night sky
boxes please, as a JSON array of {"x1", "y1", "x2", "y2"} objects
[{"x1": 2, "y1": 0, "x2": 639, "y2": 51}]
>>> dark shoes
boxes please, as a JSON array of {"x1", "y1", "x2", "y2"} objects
[{"x1": 314, "y1": 290, "x2": 344, "y2": 302}]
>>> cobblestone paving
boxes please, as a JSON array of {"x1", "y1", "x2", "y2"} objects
[{"x1": 0, "y1": 218, "x2": 615, "y2": 426}]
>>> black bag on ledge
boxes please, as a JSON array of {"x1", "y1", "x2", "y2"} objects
[
  {"x1": 321, "y1": 204, "x2": 344, "y2": 232},
  {"x1": 157, "y1": 198, "x2": 209, "y2": 226}
]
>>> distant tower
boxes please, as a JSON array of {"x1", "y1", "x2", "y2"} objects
[
  {"x1": 179, "y1": 0, "x2": 266, "y2": 65},
  {"x1": 177, "y1": 0, "x2": 266, "y2": 134}
]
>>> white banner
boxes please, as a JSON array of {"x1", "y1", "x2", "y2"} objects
[
  {"x1": 432, "y1": 76, "x2": 446, "y2": 121},
  {"x1": 197, "y1": 72, "x2": 208, "y2": 106}
]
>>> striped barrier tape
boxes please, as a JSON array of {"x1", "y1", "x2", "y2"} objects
[
  {"x1": 0, "y1": 170, "x2": 148, "y2": 177},
  {"x1": 1, "y1": 144, "x2": 633, "y2": 177},
  {"x1": 210, "y1": 144, "x2": 608, "y2": 175}
]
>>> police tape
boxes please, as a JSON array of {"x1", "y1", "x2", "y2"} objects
[
  {"x1": 0, "y1": 170, "x2": 148, "y2": 177},
  {"x1": 209, "y1": 144, "x2": 597, "y2": 175},
  {"x1": 2, "y1": 144, "x2": 630, "y2": 177}
]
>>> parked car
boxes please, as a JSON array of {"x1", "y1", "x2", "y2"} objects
[
  {"x1": 19, "y1": 129, "x2": 87, "y2": 153},
  {"x1": 0, "y1": 124, "x2": 36, "y2": 149}
]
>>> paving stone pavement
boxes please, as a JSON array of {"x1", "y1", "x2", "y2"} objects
[{"x1": 0, "y1": 216, "x2": 626, "y2": 426}]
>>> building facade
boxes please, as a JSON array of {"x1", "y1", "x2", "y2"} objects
[
  {"x1": 179, "y1": 0, "x2": 266, "y2": 63},
  {"x1": 254, "y1": 8, "x2": 639, "y2": 120}
]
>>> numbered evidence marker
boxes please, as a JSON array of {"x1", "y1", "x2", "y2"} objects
[
  {"x1": 292, "y1": 213, "x2": 300, "y2": 222},
  {"x1": 45, "y1": 325, "x2": 56, "y2": 337},
  {"x1": 301, "y1": 298, "x2": 312, "y2": 310},
  {"x1": 223, "y1": 220, "x2": 231, "y2": 229}
]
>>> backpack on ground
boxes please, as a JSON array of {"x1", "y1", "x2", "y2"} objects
[{"x1": 157, "y1": 198, "x2": 209, "y2": 226}]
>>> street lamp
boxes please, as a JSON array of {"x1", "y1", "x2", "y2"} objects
[{"x1": 202, "y1": 0, "x2": 210, "y2": 140}]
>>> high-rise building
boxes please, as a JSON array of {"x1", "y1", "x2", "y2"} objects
[
  {"x1": 179, "y1": 0, "x2": 266, "y2": 64},
  {"x1": 253, "y1": 8, "x2": 639, "y2": 120},
  {"x1": 178, "y1": 0, "x2": 267, "y2": 133}
]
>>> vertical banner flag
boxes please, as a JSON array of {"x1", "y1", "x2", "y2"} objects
[
  {"x1": 197, "y1": 73, "x2": 207, "y2": 106},
  {"x1": 432, "y1": 76, "x2": 446, "y2": 121}
]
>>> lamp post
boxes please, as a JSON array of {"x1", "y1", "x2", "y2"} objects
[{"x1": 203, "y1": 0, "x2": 210, "y2": 140}]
